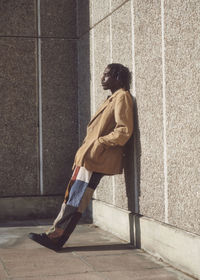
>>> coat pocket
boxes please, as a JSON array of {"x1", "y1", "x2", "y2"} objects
[{"x1": 87, "y1": 139, "x2": 105, "y2": 161}]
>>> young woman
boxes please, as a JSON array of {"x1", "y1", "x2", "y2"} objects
[{"x1": 29, "y1": 63, "x2": 134, "y2": 251}]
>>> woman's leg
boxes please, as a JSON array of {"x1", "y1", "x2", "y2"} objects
[
  {"x1": 47, "y1": 166, "x2": 104, "y2": 247},
  {"x1": 29, "y1": 166, "x2": 104, "y2": 250}
]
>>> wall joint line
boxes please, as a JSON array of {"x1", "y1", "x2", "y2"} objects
[
  {"x1": 131, "y1": 0, "x2": 139, "y2": 213},
  {"x1": 109, "y1": 0, "x2": 113, "y2": 63},
  {"x1": 161, "y1": 0, "x2": 168, "y2": 223},
  {"x1": 76, "y1": 0, "x2": 81, "y2": 146},
  {"x1": 37, "y1": 0, "x2": 44, "y2": 195}
]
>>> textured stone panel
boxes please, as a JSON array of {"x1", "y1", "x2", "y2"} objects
[
  {"x1": 77, "y1": 0, "x2": 92, "y2": 37},
  {"x1": 41, "y1": 39, "x2": 78, "y2": 195},
  {"x1": 0, "y1": 196, "x2": 63, "y2": 221},
  {"x1": 165, "y1": 0, "x2": 200, "y2": 234},
  {"x1": 0, "y1": 0, "x2": 36, "y2": 36},
  {"x1": 111, "y1": 1, "x2": 135, "y2": 211},
  {"x1": 95, "y1": 176, "x2": 114, "y2": 205},
  {"x1": 114, "y1": 173, "x2": 128, "y2": 210},
  {"x1": 92, "y1": 0, "x2": 110, "y2": 26},
  {"x1": 78, "y1": 33, "x2": 91, "y2": 143},
  {"x1": 93, "y1": 18, "x2": 111, "y2": 111},
  {"x1": 114, "y1": 139, "x2": 135, "y2": 210},
  {"x1": 89, "y1": 30, "x2": 95, "y2": 117},
  {"x1": 134, "y1": 0, "x2": 164, "y2": 221},
  {"x1": 0, "y1": 38, "x2": 38, "y2": 196},
  {"x1": 111, "y1": 1, "x2": 132, "y2": 70},
  {"x1": 40, "y1": 0, "x2": 76, "y2": 37},
  {"x1": 111, "y1": 0, "x2": 128, "y2": 12},
  {"x1": 114, "y1": 138, "x2": 135, "y2": 211}
]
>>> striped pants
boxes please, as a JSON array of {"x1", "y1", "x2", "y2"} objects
[{"x1": 46, "y1": 166, "x2": 104, "y2": 246}]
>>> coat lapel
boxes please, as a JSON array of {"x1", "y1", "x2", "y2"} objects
[
  {"x1": 87, "y1": 100, "x2": 109, "y2": 126},
  {"x1": 87, "y1": 89, "x2": 122, "y2": 126}
]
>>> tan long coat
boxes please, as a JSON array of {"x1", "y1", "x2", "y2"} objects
[{"x1": 73, "y1": 88, "x2": 134, "y2": 175}]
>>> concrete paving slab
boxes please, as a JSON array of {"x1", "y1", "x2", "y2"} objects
[
  {"x1": 0, "y1": 261, "x2": 8, "y2": 279},
  {"x1": 83, "y1": 253, "x2": 168, "y2": 272},
  {"x1": 0, "y1": 249, "x2": 92, "y2": 278},
  {"x1": 0, "y1": 222, "x2": 196, "y2": 280},
  {"x1": 9, "y1": 272, "x2": 104, "y2": 280},
  {"x1": 102, "y1": 270, "x2": 180, "y2": 280}
]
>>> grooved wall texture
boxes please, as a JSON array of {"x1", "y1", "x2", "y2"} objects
[
  {"x1": 165, "y1": 0, "x2": 200, "y2": 233},
  {"x1": 77, "y1": 0, "x2": 200, "y2": 235},
  {"x1": 0, "y1": 1, "x2": 78, "y2": 203},
  {"x1": 134, "y1": 0, "x2": 165, "y2": 221}
]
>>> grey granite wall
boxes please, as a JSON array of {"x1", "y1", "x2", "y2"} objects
[
  {"x1": 134, "y1": 0, "x2": 165, "y2": 222},
  {"x1": 77, "y1": 0, "x2": 200, "y2": 235},
  {"x1": 0, "y1": 0, "x2": 78, "y2": 219},
  {"x1": 165, "y1": 0, "x2": 200, "y2": 234},
  {"x1": 2, "y1": 0, "x2": 200, "y2": 235},
  {"x1": 0, "y1": 1, "x2": 38, "y2": 197}
]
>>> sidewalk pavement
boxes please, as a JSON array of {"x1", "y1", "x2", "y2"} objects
[{"x1": 0, "y1": 220, "x2": 195, "y2": 280}]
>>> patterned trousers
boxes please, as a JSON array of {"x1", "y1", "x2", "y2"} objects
[{"x1": 46, "y1": 166, "x2": 104, "y2": 246}]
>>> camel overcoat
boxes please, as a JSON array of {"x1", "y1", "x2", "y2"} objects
[{"x1": 73, "y1": 88, "x2": 134, "y2": 175}]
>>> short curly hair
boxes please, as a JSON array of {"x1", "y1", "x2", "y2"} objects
[{"x1": 107, "y1": 63, "x2": 132, "y2": 91}]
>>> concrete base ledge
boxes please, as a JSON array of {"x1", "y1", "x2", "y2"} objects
[
  {"x1": 92, "y1": 199, "x2": 200, "y2": 280},
  {"x1": 0, "y1": 195, "x2": 63, "y2": 221},
  {"x1": 92, "y1": 198, "x2": 131, "y2": 242}
]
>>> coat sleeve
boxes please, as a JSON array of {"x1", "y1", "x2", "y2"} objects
[{"x1": 98, "y1": 93, "x2": 134, "y2": 147}]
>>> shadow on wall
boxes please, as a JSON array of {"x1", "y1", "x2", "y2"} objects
[{"x1": 124, "y1": 97, "x2": 141, "y2": 247}]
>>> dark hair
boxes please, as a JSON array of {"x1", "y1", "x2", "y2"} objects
[{"x1": 107, "y1": 63, "x2": 131, "y2": 91}]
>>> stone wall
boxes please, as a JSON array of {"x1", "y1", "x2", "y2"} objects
[
  {"x1": 77, "y1": 0, "x2": 200, "y2": 236},
  {"x1": 0, "y1": 0, "x2": 78, "y2": 219},
  {"x1": 1, "y1": 0, "x2": 200, "y2": 237}
]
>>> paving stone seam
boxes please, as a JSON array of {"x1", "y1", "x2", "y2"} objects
[
  {"x1": 72, "y1": 251, "x2": 96, "y2": 271},
  {"x1": 0, "y1": 256, "x2": 9, "y2": 278},
  {"x1": 71, "y1": 251, "x2": 109, "y2": 279},
  {"x1": 141, "y1": 252, "x2": 197, "y2": 280},
  {"x1": 155, "y1": 261, "x2": 198, "y2": 280},
  {"x1": 71, "y1": 252, "x2": 163, "y2": 260},
  {"x1": 73, "y1": 251, "x2": 171, "y2": 273},
  {"x1": 4, "y1": 271, "x2": 108, "y2": 280},
  {"x1": 73, "y1": 251, "x2": 140, "y2": 257},
  {"x1": 162, "y1": 266, "x2": 198, "y2": 280},
  {"x1": 75, "y1": 253, "x2": 171, "y2": 268},
  {"x1": 7, "y1": 270, "x2": 105, "y2": 279}
]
